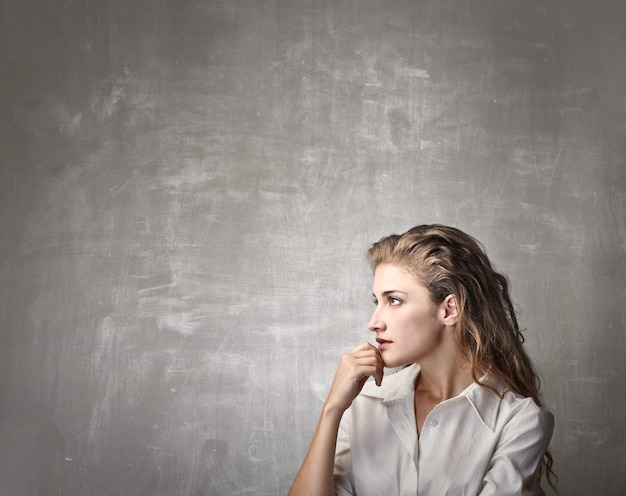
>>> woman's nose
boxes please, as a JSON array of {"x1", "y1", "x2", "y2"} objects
[{"x1": 368, "y1": 308, "x2": 385, "y2": 332}]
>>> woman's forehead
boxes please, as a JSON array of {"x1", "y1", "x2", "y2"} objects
[{"x1": 372, "y1": 264, "x2": 425, "y2": 291}]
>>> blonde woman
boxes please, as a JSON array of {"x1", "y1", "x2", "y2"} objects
[{"x1": 290, "y1": 224, "x2": 556, "y2": 495}]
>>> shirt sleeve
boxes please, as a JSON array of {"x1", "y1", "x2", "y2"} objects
[
  {"x1": 333, "y1": 411, "x2": 355, "y2": 496},
  {"x1": 478, "y1": 398, "x2": 555, "y2": 496}
]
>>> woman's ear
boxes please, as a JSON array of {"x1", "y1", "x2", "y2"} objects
[{"x1": 441, "y1": 294, "x2": 459, "y2": 326}]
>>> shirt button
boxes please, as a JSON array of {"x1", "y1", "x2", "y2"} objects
[{"x1": 429, "y1": 420, "x2": 438, "y2": 427}]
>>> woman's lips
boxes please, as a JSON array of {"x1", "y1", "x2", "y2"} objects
[{"x1": 376, "y1": 338, "x2": 392, "y2": 350}]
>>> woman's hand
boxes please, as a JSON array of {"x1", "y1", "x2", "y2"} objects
[
  {"x1": 288, "y1": 342, "x2": 385, "y2": 496},
  {"x1": 325, "y1": 342, "x2": 385, "y2": 414}
]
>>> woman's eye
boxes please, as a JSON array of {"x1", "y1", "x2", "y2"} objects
[{"x1": 389, "y1": 296, "x2": 402, "y2": 305}]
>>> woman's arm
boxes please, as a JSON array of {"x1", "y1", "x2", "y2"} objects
[
  {"x1": 479, "y1": 400, "x2": 555, "y2": 496},
  {"x1": 288, "y1": 342, "x2": 384, "y2": 496}
]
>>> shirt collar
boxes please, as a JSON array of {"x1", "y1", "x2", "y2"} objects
[
  {"x1": 461, "y1": 376, "x2": 507, "y2": 431},
  {"x1": 360, "y1": 363, "x2": 506, "y2": 432},
  {"x1": 360, "y1": 363, "x2": 420, "y2": 403}
]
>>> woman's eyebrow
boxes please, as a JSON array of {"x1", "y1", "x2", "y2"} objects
[{"x1": 374, "y1": 290, "x2": 408, "y2": 297}]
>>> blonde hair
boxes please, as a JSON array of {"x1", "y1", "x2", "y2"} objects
[{"x1": 368, "y1": 224, "x2": 556, "y2": 490}]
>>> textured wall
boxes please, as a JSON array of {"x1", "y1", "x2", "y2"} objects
[{"x1": 1, "y1": 1, "x2": 624, "y2": 494}]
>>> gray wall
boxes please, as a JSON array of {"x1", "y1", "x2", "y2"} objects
[{"x1": 1, "y1": 1, "x2": 624, "y2": 495}]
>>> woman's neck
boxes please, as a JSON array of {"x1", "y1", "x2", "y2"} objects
[{"x1": 415, "y1": 352, "x2": 474, "y2": 401}]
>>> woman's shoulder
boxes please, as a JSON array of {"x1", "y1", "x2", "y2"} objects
[
  {"x1": 502, "y1": 389, "x2": 554, "y2": 421},
  {"x1": 461, "y1": 377, "x2": 554, "y2": 435},
  {"x1": 487, "y1": 386, "x2": 555, "y2": 440}
]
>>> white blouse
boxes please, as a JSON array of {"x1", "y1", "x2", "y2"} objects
[{"x1": 334, "y1": 364, "x2": 554, "y2": 496}]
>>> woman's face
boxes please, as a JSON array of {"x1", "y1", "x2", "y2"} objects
[{"x1": 368, "y1": 264, "x2": 451, "y2": 368}]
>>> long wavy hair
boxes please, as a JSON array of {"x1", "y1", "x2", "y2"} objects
[{"x1": 368, "y1": 224, "x2": 557, "y2": 491}]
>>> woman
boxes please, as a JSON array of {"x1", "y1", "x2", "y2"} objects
[{"x1": 289, "y1": 224, "x2": 556, "y2": 495}]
